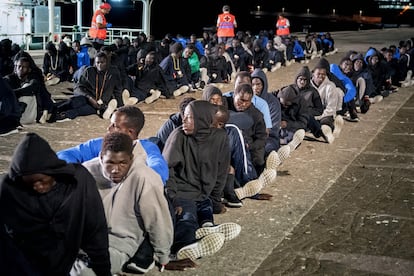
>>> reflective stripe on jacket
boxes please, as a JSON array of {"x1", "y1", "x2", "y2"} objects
[{"x1": 217, "y1": 13, "x2": 236, "y2": 38}]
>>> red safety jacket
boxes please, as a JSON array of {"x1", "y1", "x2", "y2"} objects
[
  {"x1": 217, "y1": 13, "x2": 236, "y2": 38},
  {"x1": 276, "y1": 18, "x2": 290, "y2": 36},
  {"x1": 89, "y1": 9, "x2": 107, "y2": 40}
]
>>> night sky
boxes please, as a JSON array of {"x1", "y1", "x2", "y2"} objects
[{"x1": 59, "y1": 0, "x2": 409, "y2": 39}]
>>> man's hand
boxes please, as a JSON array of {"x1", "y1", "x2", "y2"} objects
[
  {"x1": 164, "y1": 258, "x2": 197, "y2": 271},
  {"x1": 175, "y1": 206, "x2": 183, "y2": 216}
]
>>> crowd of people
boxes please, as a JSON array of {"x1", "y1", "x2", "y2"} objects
[{"x1": 1, "y1": 3, "x2": 414, "y2": 275}]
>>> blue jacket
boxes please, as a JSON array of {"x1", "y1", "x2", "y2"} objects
[
  {"x1": 329, "y1": 63, "x2": 357, "y2": 103},
  {"x1": 57, "y1": 138, "x2": 168, "y2": 184}
]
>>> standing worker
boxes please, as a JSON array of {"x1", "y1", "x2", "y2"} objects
[
  {"x1": 276, "y1": 13, "x2": 290, "y2": 38},
  {"x1": 89, "y1": 2, "x2": 112, "y2": 51},
  {"x1": 216, "y1": 5, "x2": 237, "y2": 49}
]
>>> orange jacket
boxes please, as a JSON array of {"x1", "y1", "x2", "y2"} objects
[
  {"x1": 89, "y1": 9, "x2": 107, "y2": 40},
  {"x1": 276, "y1": 18, "x2": 290, "y2": 36},
  {"x1": 217, "y1": 13, "x2": 236, "y2": 38}
]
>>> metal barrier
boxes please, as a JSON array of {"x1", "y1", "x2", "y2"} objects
[{"x1": 0, "y1": 25, "x2": 144, "y2": 51}]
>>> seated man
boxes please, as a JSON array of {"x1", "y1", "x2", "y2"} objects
[
  {"x1": 163, "y1": 100, "x2": 241, "y2": 260},
  {"x1": 54, "y1": 52, "x2": 124, "y2": 121},
  {"x1": 224, "y1": 83, "x2": 267, "y2": 176},
  {"x1": 159, "y1": 42, "x2": 191, "y2": 98},
  {"x1": 153, "y1": 97, "x2": 196, "y2": 152},
  {"x1": 81, "y1": 132, "x2": 173, "y2": 275},
  {"x1": 310, "y1": 61, "x2": 344, "y2": 143},
  {"x1": 57, "y1": 105, "x2": 168, "y2": 184},
  {"x1": 0, "y1": 76, "x2": 21, "y2": 136},
  {"x1": 4, "y1": 57, "x2": 50, "y2": 125},
  {"x1": 0, "y1": 133, "x2": 110, "y2": 275},
  {"x1": 127, "y1": 51, "x2": 170, "y2": 104}
]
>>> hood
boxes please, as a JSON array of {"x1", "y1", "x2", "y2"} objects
[
  {"x1": 251, "y1": 68, "x2": 269, "y2": 97},
  {"x1": 202, "y1": 85, "x2": 223, "y2": 101},
  {"x1": 188, "y1": 100, "x2": 215, "y2": 141},
  {"x1": 364, "y1": 47, "x2": 378, "y2": 64},
  {"x1": 8, "y1": 133, "x2": 74, "y2": 181},
  {"x1": 278, "y1": 85, "x2": 298, "y2": 103},
  {"x1": 295, "y1": 66, "x2": 311, "y2": 89}
]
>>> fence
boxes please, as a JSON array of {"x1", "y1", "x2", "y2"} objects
[{"x1": 0, "y1": 25, "x2": 144, "y2": 51}]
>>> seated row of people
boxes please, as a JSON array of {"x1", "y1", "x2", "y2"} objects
[{"x1": 2, "y1": 40, "x2": 411, "y2": 271}]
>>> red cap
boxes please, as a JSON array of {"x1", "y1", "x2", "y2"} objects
[{"x1": 100, "y1": 3, "x2": 111, "y2": 10}]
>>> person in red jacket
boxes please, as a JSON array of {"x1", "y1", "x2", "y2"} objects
[
  {"x1": 216, "y1": 5, "x2": 237, "y2": 49},
  {"x1": 276, "y1": 13, "x2": 290, "y2": 38},
  {"x1": 89, "y1": 3, "x2": 112, "y2": 50}
]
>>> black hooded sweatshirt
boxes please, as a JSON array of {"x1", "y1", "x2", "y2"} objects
[
  {"x1": 0, "y1": 133, "x2": 110, "y2": 276},
  {"x1": 163, "y1": 100, "x2": 230, "y2": 210}
]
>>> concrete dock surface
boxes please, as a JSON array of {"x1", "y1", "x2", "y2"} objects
[{"x1": 0, "y1": 28, "x2": 413, "y2": 275}]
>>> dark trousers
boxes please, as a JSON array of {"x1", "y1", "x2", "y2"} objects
[
  {"x1": 171, "y1": 198, "x2": 214, "y2": 254},
  {"x1": 57, "y1": 95, "x2": 96, "y2": 119}
]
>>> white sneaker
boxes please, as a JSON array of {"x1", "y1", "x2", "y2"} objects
[
  {"x1": 271, "y1": 62, "x2": 282, "y2": 72},
  {"x1": 195, "y1": 222, "x2": 241, "y2": 241},
  {"x1": 173, "y1": 85, "x2": 190, "y2": 97},
  {"x1": 333, "y1": 115, "x2": 344, "y2": 138},
  {"x1": 0, "y1": 128, "x2": 19, "y2": 137},
  {"x1": 321, "y1": 125, "x2": 335, "y2": 144},
  {"x1": 122, "y1": 89, "x2": 138, "y2": 106},
  {"x1": 288, "y1": 129, "x2": 305, "y2": 151},
  {"x1": 258, "y1": 168, "x2": 277, "y2": 187},
  {"x1": 38, "y1": 110, "x2": 48, "y2": 124},
  {"x1": 369, "y1": 95, "x2": 383, "y2": 104},
  {"x1": 102, "y1": 99, "x2": 117, "y2": 120},
  {"x1": 45, "y1": 77, "x2": 60, "y2": 86},
  {"x1": 234, "y1": 179, "x2": 262, "y2": 200},
  {"x1": 266, "y1": 150, "x2": 280, "y2": 169},
  {"x1": 277, "y1": 145, "x2": 291, "y2": 164},
  {"x1": 177, "y1": 233, "x2": 225, "y2": 261},
  {"x1": 145, "y1": 89, "x2": 162, "y2": 104}
]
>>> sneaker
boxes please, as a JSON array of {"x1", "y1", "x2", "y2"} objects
[
  {"x1": 45, "y1": 77, "x2": 60, "y2": 86},
  {"x1": 266, "y1": 150, "x2": 281, "y2": 169},
  {"x1": 173, "y1": 85, "x2": 190, "y2": 97},
  {"x1": 277, "y1": 145, "x2": 291, "y2": 164},
  {"x1": 369, "y1": 95, "x2": 383, "y2": 104},
  {"x1": 122, "y1": 89, "x2": 138, "y2": 106},
  {"x1": 271, "y1": 62, "x2": 282, "y2": 72},
  {"x1": 288, "y1": 129, "x2": 305, "y2": 151},
  {"x1": 0, "y1": 128, "x2": 19, "y2": 137},
  {"x1": 38, "y1": 110, "x2": 49, "y2": 124},
  {"x1": 234, "y1": 179, "x2": 262, "y2": 200},
  {"x1": 224, "y1": 195, "x2": 243, "y2": 208},
  {"x1": 177, "y1": 232, "x2": 225, "y2": 261},
  {"x1": 321, "y1": 125, "x2": 335, "y2": 144},
  {"x1": 125, "y1": 261, "x2": 155, "y2": 274},
  {"x1": 102, "y1": 99, "x2": 117, "y2": 120},
  {"x1": 195, "y1": 223, "x2": 241, "y2": 241},
  {"x1": 360, "y1": 97, "x2": 371, "y2": 114},
  {"x1": 223, "y1": 188, "x2": 243, "y2": 208},
  {"x1": 210, "y1": 83, "x2": 225, "y2": 89},
  {"x1": 55, "y1": 112, "x2": 72, "y2": 123},
  {"x1": 145, "y1": 89, "x2": 162, "y2": 104},
  {"x1": 344, "y1": 113, "x2": 360, "y2": 122},
  {"x1": 333, "y1": 115, "x2": 344, "y2": 138},
  {"x1": 258, "y1": 168, "x2": 277, "y2": 187}
]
